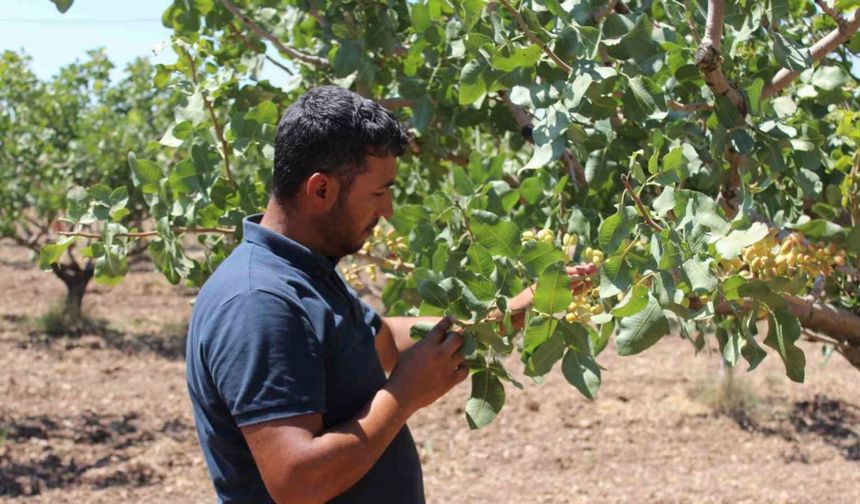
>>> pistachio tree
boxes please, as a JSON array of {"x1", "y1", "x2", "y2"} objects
[
  {"x1": 0, "y1": 51, "x2": 177, "y2": 318},
  {"x1": 49, "y1": 0, "x2": 860, "y2": 427}
]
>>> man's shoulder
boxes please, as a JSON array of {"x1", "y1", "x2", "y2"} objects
[{"x1": 192, "y1": 243, "x2": 310, "y2": 323}]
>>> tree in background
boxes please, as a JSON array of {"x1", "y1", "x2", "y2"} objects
[
  {"x1": 0, "y1": 50, "x2": 178, "y2": 321},
  {"x1": 48, "y1": 0, "x2": 860, "y2": 427}
]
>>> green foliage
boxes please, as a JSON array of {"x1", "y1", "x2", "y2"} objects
[{"x1": 42, "y1": 0, "x2": 860, "y2": 427}]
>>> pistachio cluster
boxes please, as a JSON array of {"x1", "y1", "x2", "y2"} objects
[
  {"x1": 564, "y1": 288, "x2": 604, "y2": 323},
  {"x1": 582, "y1": 246, "x2": 605, "y2": 267},
  {"x1": 727, "y1": 231, "x2": 848, "y2": 281}
]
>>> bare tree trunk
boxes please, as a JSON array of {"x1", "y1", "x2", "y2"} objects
[{"x1": 52, "y1": 261, "x2": 95, "y2": 320}]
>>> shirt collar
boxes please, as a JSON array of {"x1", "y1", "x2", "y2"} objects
[{"x1": 242, "y1": 214, "x2": 339, "y2": 273}]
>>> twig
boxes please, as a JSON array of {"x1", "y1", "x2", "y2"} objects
[
  {"x1": 227, "y1": 22, "x2": 294, "y2": 75},
  {"x1": 668, "y1": 99, "x2": 713, "y2": 112},
  {"x1": 352, "y1": 251, "x2": 415, "y2": 273},
  {"x1": 219, "y1": 0, "x2": 330, "y2": 68},
  {"x1": 762, "y1": 8, "x2": 860, "y2": 99},
  {"x1": 178, "y1": 47, "x2": 237, "y2": 189},
  {"x1": 591, "y1": 0, "x2": 619, "y2": 23},
  {"x1": 498, "y1": 0, "x2": 573, "y2": 74},
  {"x1": 57, "y1": 227, "x2": 236, "y2": 239},
  {"x1": 378, "y1": 97, "x2": 416, "y2": 109},
  {"x1": 685, "y1": 0, "x2": 702, "y2": 45},
  {"x1": 497, "y1": 91, "x2": 586, "y2": 188},
  {"x1": 814, "y1": 0, "x2": 848, "y2": 30},
  {"x1": 621, "y1": 174, "x2": 664, "y2": 232}
]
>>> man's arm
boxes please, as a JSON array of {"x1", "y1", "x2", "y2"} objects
[{"x1": 242, "y1": 317, "x2": 467, "y2": 504}]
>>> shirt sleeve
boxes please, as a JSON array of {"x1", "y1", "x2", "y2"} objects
[
  {"x1": 359, "y1": 297, "x2": 383, "y2": 338},
  {"x1": 205, "y1": 289, "x2": 326, "y2": 427}
]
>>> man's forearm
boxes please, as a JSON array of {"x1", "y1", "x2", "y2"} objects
[
  {"x1": 282, "y1": 383, "x2": 414, "y2": 503},
  {"x1": 383, "y1": 316, "x2": 441, "y2": 354}
]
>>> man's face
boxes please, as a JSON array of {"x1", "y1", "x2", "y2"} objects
[{"x1": 322, "y1": 155, "x2": 396, "y2": 257}]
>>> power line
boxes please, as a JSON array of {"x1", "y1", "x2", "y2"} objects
[{"x1": 0, "y1": 18, "x2": 160, "y2": 24}]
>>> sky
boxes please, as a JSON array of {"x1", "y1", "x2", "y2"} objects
[{"x1": 0, "y1": 1, "x2": 856, "y2": 84}]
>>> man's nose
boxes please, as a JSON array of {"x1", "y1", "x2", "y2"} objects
[{"x1": 379, "y1": 194, "x2": 393, "y2": 220}]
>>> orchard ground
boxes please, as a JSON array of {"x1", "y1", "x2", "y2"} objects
[{"x1": 0, "y1": 240, "x2": 858, "y2": 504}]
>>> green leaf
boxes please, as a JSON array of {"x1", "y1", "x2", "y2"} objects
[
  {"x1": 523, "y1": 315, "x2": 558, "y2": 353},
  {"x1": 533, "y1": 262, "x2": 573, "y2": 314},
  {"x1": 741, "y1": 309, "x2": 767, "y2": 371},
  {"x1": 773, "y1": 32, "x2": 810, "y2": 72},
  {"x1": 525, "y1": 330, "x2": 565, "y2": 376},
  {"x1": 787, "y1": 219, "x2": 845, "y2": 240},
  {"x1": 51, "y1": 0, "x2": 74, "y2": 13},
  {"x1": 562, "y1": 348, "x2": 601, "y2": 399},
  {"x1": 417, "y1": 279, "x2": 452, "y2": 307},
  {"x1": 715, "y1": 222, "x2": 769, "y2": 260},
  {"x1": 128, "y1": 153, "x2": 162, "y2": 195},
  {"x1": 470, "y1": 210, "x2": 522, "y2": 258},
  {"x1": 177, "y1": 89, "x2": 207, "y2": 126},
  {"x1": 714, "y1": 94, "x2": 744, "y2": 128},
  {"x1": 598, "y1": 210, "x2": 631, "y2": 253},
  {"x1": 333, "y1": 41, "x2": 363, "y2": 77},
  {"x1": 245, "y1": 100, "x2": 279, "y2": 124},
  {"x1": 847, "y1": 225, "x2": 860, "y2": 254},
  {"x1": 598, "y1": 254, "x2": 632, "y2": 298},
  {"x1": 459, "y1": 59, "x2": 487, "y2": 106},
  {"x1": 39, "y1": 239, "x2": 74, "y2": 270},
  {"x1": 520, "y1": 241, "x2": 566, "y2": 277},
  {"x1": 682, "y1": 257, "x2": 717, "y2": 294},
  {"x1": 765, "y1": 307, "x2": 806, "y2": 383},
  {"x1": 491, "y1": 45, "x2": 542, "y2": 72},
  {"x1": 611, "y1": 284, "x2": 649, "y2": 317},
  {"x1": 410, "y1": 320, "x2": 437, "y2": 341},
  {"x1": 811, "y1": 66, "x2": 850, "y2": 92},
  {"x1": 466, "y1": 243, "x2": 495, "y2": 276},
  {"x1": 625, "y1": 75, "x2": 666, "y2": 118},
  {"x1": 466, "y1": 371, "x2": 505, "y2": 429},
  {"x1": 616, "y1": 293, "x2": 669, "y2": 356},
  {"x1": 452, "y1": 166, "x2": 475, "y2": 194},
  {"x1": 745, "y1": 78, "x2": 764, "y2": 116},
  {"x1": 461, "y1": 0, "x2": 484, "y2": 31}
]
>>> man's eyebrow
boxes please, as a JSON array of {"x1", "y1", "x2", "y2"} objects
[{"x1": 381, "y1": 180, "x2": 396, "y2": 188}]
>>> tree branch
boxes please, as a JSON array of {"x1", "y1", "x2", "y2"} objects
[
  {"x1": 219, "y1": 0, "x2": 330, "y2": 68},
  {"x1": 814, "y1": 0, "x2": 848, "y2": 30},
  {"x1": 378, "y1": 97, "x2": 416, "y2": 110},
  {"x1": 497, "y1": 91, "x2": 586, "y2": 188},
  {"x1": 761, "y1": 8, "x2": 860, "y2": 100},
  {"x1": 694, "y1": 0, "x2": 746, "y2": 112},
  {"x1": 227, "y1": 22, "x2": 294, "y2": 75},
  {"x1": 591, "y1": 0, "x2": 620, "y2": 23},
  {"x1": 58, "y1": 227, "x2": 236, "y2": 239},
  {"x1": 179, "y1": 47, "x2": 236, "y2": 189},
  {"x1": 667, "y1": 99, "x2": 713, "y2": 112},
  {"x1": 621, "y1": 174, "x2": 664, "y2": 232},
  {"x1": 497, "y1": 0, "x2": 573, "y2": 74}
]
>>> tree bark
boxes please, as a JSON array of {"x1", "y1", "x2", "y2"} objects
[{"x1": 52, "y1": 261, "x2": 95, "y2": 320}]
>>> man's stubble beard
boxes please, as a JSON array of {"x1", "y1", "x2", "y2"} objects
[{"x1": 319, "y1": 193, "x2": 366, "y2": 258}]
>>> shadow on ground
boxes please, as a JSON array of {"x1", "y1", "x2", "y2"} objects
[
  {"x1": 16, "y1": 316, "x2": 188, "y2": 361},
  {"x1": 0, "y1": 412, "x2": 192, "y2": 497},
  {"x1": 729, "y1": 394, "x2": 860, "y2": 462}
]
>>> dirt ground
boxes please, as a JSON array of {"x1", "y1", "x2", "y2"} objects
[{"x1": 1, "y1": 240, "x2": 858, "y2": 504}]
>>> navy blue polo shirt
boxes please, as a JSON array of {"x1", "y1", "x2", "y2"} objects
[{"x1": 186, "y1": 214, "x2": 424, "y2": 503}]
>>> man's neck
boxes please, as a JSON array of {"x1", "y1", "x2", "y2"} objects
[{"x1": 259, "y1": 198, "x2": 331, "y2": 257}]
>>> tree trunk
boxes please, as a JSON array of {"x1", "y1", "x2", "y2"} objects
[{"x1": 52, "y1": 260, "x2": 95, "y2": 321}]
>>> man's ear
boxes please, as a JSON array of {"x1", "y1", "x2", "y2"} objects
[{"x1": 304, "y1": 172, "x2": 340, "y2": 210}]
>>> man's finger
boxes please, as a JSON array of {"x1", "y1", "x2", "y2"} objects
[
  {"x1": 426, "y1": 315, "x2": 455, "y2": 343},
  {"x1": 440, "y1": 331, "x2": 464, "y2": 355}
]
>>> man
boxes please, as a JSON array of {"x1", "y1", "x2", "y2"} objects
[{"x1": 186, "y1": 86, "x2": 588, "y2": 503}]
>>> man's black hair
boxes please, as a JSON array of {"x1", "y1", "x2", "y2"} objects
[{"x1": 272, "y1": 86, "x2": 410, "y2": 202}]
